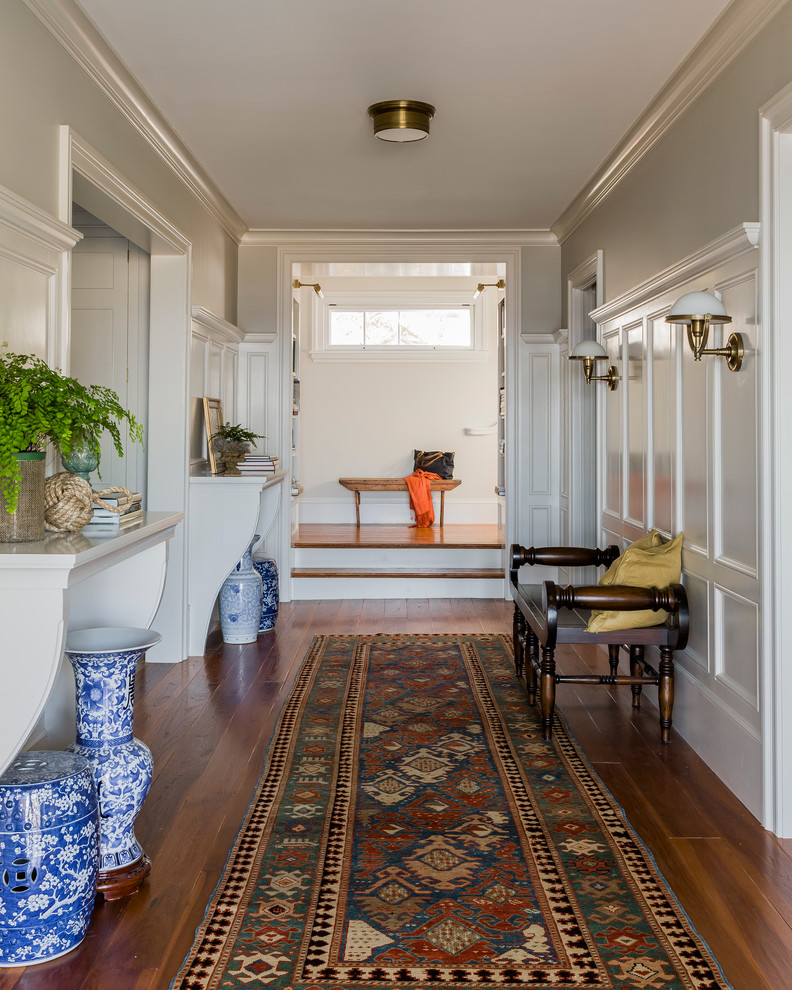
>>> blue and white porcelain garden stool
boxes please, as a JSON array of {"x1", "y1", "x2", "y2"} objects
[
  {"x1": 0, "y1": 751, "x2": 99, "y2": 966},
  {"x1": 64, "y1": 626, "x2": 161, "y2": 900}
]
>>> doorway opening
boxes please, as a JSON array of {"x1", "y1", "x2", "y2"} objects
[
  {"x1": 288, "y1": 259, "x2": 507, "y2": 599},
  {"x1": 70, "y1": 204, "x2": 150, "y2": 496}
]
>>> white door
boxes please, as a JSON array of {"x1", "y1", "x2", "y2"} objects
[{"x1": 70, "y1": 233, "x2": 149, "y2": 493}]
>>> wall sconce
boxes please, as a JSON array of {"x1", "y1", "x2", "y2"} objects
[
  {"x1": 569, "y1": 340, "x2": 619, "y2": 390},
  {"x1": 665, "y1": 290, "x2": 743, "y2": 372},
  {"x1": 293, "y1": 279, "x2": 324, "y2": 299},
  {"x1": 472, "y1": 279, "x2": 505, "y2": 299},
  {"x1": 367, "y1": 100, "x2": 436, "y2": 142}
]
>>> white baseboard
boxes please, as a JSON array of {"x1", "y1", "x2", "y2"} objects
[{"x1": 297, "y1": 496, "x2": 498, "y2": 526}]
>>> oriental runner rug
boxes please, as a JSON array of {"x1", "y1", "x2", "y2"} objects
[{"x1": 171, "y1": 634, "x2": 731, "y2": 990}]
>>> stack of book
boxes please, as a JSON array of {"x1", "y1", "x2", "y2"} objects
[
  {"x1": 236, "y1": 455, "x2": 280, "y2": 475},
  {"x1": 82, "y1": 493, "x2": 143, "y2": 535}
]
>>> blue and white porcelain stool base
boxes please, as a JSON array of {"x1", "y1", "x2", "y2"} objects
[
  {"x1": 64, "y1": 626, "x2": 161, "y2": 900},
  {"x1": 0, "y1": 751, "x2": 99, "y2": 966}
]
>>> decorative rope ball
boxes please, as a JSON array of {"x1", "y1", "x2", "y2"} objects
[{"x1": 44, "y1": 472, "x2": 134, "y2": 533}]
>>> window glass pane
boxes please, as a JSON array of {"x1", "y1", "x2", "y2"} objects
[
  {"x1": 329, "y1": 310, "x2": 363, "y2": 345},
  {"x1": 399, "y1": 309, "x2": 470, "y2": 346},
  {"x1": 364, "y1": 311, "x2": 399, "y2": 345}
]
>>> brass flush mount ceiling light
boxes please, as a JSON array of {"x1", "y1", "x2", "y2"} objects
[{"x1": 367, "y1": 100, "x2": 436, "y2": 142}]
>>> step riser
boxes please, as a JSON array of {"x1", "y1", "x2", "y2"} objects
[
  {"x1": 291, "y1": 576, "x2": 506, "y2": 600},
  {"x1": 293, "y1": 547, "x2": 503, "y2": 568}
]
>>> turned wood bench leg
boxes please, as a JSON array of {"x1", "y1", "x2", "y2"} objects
[
  {"x1": 539, "y1": 645, "x2": 556, "y2": 740},
  {"x1": 630, "y1": 645, "x2": 644, "y2": 708},
  {"x1": 658, "y1": 646, "x2": 674, "y2": 744},
  {"x1": 354, "y1": 491, "x2": 361, "y2": 526},
  {"x1": 512, "y1": 605, "x2": 524, "y2": 676},
  {"x1": 526, "y1": 628, "x2": 538, "y2": 705},
  {"x1": 439, "y1": 491, "x2": 445, "y2": 526},
  {"x1": 608, "y1": 644, "x2": 619, "y2": 676}
]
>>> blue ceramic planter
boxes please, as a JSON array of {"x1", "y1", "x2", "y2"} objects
[
  {"x1": 64, "y1": 626, "x2": 161, "y2": 899},
  {"x1": 252, "y1": 557, "x2": 279, "y2": 631},
  {"x1": 220, "y1": 537, "x2": 263, "y2": 644},
  {"x1": 0, "y1": 751, "x2": 99, "y2": 966}
]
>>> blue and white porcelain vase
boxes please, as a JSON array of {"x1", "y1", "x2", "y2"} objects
[
  {"x1": 252, "y1": 556, "x2": 279, "y2": 631},
  {"x1": 64, "y1": 626, "x2": 161, "y2": 899},
  {"x1": 0, "y1": 751, "x2": 99, "y2": 966},
  {"x1": 219, "y1": 536, "x2": 263, "y2": 644}
]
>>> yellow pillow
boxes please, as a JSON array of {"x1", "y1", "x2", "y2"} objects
[
  {"x1": 586, "y1": 532, "x2": 684, "y2": 633},
  {"x1": 597, "y1": 531, "x2": 663, "y2": 587}
]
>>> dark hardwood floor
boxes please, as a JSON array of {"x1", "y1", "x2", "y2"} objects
[{"x1": 3, "y1": 598, "x2": 792, "y2": 990}]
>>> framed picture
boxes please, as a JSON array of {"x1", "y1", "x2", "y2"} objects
[{"x1": 202, "y1": 397, "x2": 224, "y2": 474}]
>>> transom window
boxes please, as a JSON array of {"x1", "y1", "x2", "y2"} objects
[{"x1": 329, "y1": 308, "x2": 471, "y2": 348}]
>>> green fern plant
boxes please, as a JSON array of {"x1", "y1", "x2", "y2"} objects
[{"x1": 0, "y1": 346, "x2": 143, "y2": 513}]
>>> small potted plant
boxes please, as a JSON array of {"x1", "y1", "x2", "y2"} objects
[
  {"x1": 210, "y1": 422, "x2": 265, "y2": 475},
  {"x1": 0, "y1": 346, "x2": 143, "y2": 541}
]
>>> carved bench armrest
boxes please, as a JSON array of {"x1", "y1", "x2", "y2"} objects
[
  {"x1": 545, "y1": 581, "x2": 687, "y2": 614},
  {"x1": 509, "y1": 544, "x2": 619, "y2": 583}
]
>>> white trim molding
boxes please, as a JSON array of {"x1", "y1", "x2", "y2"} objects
[
  {"x1": 759, "y1": 80, "x2": 792, "y2": 835},
  {"x1": 24, "y1": 0, "x2": 246, "y2": 243},
  {"x1": 553, "y1": 0, "x2": 786, "y2": 242},
  {"x1": 191, "y1": 306, "x2": 245, "y2": 345},
  {"x1": 243, "y1": 229, "x2": 557, "y2": 248},
  {"x1": 590, "y1": 223, "x2": 760, "y2": 325}
]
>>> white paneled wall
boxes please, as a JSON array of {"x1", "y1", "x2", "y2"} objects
[
  {"x1": 591, "y1": 224, "x2": 762, "y2": 817},
  {"x1": 515, "y1": 331, "x2": 567, "y2": 577},
  {"x1": 189, "y1": 307, "x2": 244, "y2": 469}
]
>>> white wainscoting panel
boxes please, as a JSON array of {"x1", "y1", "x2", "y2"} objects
[{"x1": 591, "y1": 226, "x2": 762, "y2": 818}]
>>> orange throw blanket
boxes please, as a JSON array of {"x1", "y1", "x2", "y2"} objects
[{"x1": 404, "y1": 470, "x2": 441, "y2": 527}]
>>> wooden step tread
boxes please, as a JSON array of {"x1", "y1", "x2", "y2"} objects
[
  {"x1": 292, "y1": 567, "x2": 504, "y2": 579},
  {"x1": 294, "y1": 524, "x2": 503, "y2": 550}
]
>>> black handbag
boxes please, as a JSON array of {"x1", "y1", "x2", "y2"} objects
[{"x1": 413, "y1": 450, "x2": 455, "y2": 479}]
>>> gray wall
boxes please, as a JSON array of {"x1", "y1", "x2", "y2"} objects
[
  {"x1": 1, "y1": 0, "x2": 238, "y2": 319},
  {"x1": 561, "y1": 1, "x2": 792, "y2": 309}
]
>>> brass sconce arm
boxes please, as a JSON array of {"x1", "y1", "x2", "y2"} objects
[{"x1": 293, "y1": 279, "x2": 324, "y2": 299}]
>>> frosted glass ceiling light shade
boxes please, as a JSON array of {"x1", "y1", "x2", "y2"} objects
[
  {"x1": 569, "y1": 339, "x2": 618, "y2": 390},
  {"x1": 367, "y1": 100, "x2": 436, "y2": 143},
  {"x1": 665, "y1": 290, "x2": 743, "y2": 372}
]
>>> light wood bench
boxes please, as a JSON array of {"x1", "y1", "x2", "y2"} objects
[{"x1": 338, "y1": 477, "x2": 461, "y2": 526}]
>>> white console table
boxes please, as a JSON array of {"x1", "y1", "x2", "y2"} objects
[
  {"x1": 0, "y1": 511, "x2": 183, "y2": 777},
  {"x1": 187, "y1": 471, "x2": 287, "y2": 656}
]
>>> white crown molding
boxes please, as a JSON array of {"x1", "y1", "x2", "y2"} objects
[
  {"x1": 590, "y1": 222, "x2": 759, "y2": 325},
  {"x1": 191, "y1": 306, "x2": 245, "y2": 344},
  {"x1": 23, "y1": 0, "x2": 246, "y2": 244},
  {"x1": 0, "y1": 183, "x2": 81, "y2": 252},
  {"x1": 552, "y1": 0, "x2": 787, "y2": 243},
  {"x1": 242, "y1": 229, "x2": 558, "y2": 248}
]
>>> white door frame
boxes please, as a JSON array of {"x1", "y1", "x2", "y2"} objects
[
  {"x1": 760, "y1": 84, "x2": 792, "y2": 835},
  {"x1": 566, "y1": 252, "x2": 604, "y2": 549},
  {"x1": 245, "y1": 232, "x2": 541, "y2": 602},
  {"x1": 59, "y1": 126, "x2": 192, "y2": 662}
]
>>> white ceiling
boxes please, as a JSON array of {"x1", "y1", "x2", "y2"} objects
[{"x1": 76, "y1": 0, "x2": 733, "y2": 231}]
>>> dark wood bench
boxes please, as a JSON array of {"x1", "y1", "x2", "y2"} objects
[
  {"x1": 339, "y1": 477, "x2": 461, "y2": 526},
  {"x1": 509, "y1": 544, "x2": 689, "y2": 744}
]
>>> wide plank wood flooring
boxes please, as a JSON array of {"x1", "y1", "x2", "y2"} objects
[{"x1": 2, "y1": 598, "x2": 791, "y2": 990}]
